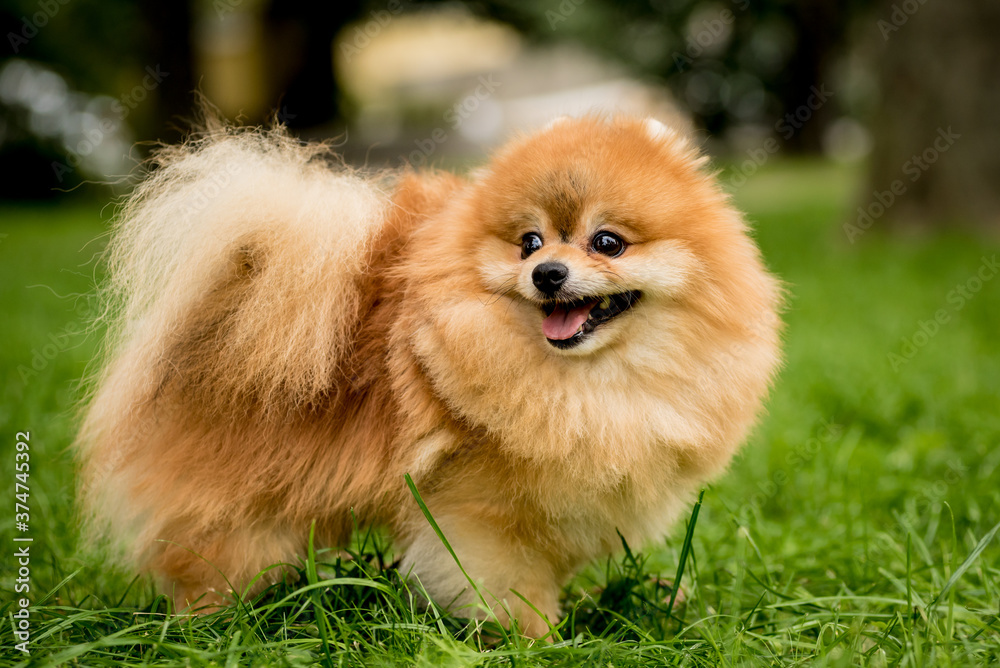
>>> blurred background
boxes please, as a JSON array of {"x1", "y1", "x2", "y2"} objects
[{"x1": 0, "y1": 0, "x2": 997, "y2": 232}]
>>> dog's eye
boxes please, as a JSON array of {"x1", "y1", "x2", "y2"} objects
[
  {"x1": 592, "y1": 231, "x2": 626, "y2": 257},
  {"x1": 521, "y1": 233, "x2": 543, "y2": 259}
]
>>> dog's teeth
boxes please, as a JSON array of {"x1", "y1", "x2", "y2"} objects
[{"x1": 599, "y1": 297, "x2": 611, "y2": 310}]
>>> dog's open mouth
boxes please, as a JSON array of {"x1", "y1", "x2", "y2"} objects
[{"x1": 541, "y1": 291, "x2": 642, "y2": 349}]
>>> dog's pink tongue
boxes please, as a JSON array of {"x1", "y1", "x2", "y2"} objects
[{"x1": 543, "y1": 303, "x2": 593, "y2": 340}]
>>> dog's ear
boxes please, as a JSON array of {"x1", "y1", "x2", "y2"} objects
[
  {"x1": 543, "y1": 115, "x2": 573, "y2": 131},
  {"x1": 644, "y1": 118, "x2": 676, "y2": 142},
  {"x1": 641, "y1": 116, "x2": 708, "y2": 168}
]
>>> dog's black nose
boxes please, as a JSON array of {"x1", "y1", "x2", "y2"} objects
[{"x1": 532, "y1": 261, "x2": 569, "y2": 295}]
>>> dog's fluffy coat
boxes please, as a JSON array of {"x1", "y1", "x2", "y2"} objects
[{"x1": 77, "y1": 116, "x2": 781, "y2": 636}]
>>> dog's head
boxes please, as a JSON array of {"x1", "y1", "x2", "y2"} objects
[{"x1": 467, "y1": 115, "x2": 763, "y2": 357}]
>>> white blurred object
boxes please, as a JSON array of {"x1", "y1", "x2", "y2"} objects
[
  {"x1": 823, "y1": 117, "x2": 872, "y2": 163},
  {"x1": 336, "y1": 8, "x2": 690, "y2": 149},
  {"x1": 0, "y1": 59, "x2": 133, "y2": 179}
]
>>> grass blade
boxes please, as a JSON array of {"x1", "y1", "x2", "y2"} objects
[
  {"x1": 666, "y1": 489, "x2": 705, "y2": 620},
  {"x1": 306, "y1": 520, "x2": 335, "y2": 666},
  {"x1": 926, "y1": 519, "x2": 1000, "y2": 611},
  {"x1": 404, "y1": 473, "x2": 510, "y2": 642}
]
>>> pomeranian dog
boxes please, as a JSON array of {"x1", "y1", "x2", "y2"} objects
[{"x1": 77, "y1": 115, "x2": 781, "y2": 636}]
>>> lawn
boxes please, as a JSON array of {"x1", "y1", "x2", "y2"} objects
[{"x1": 1, "y1": 160, "x2": 998, "y2": 666}]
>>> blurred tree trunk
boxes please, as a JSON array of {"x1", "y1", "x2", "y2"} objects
[
  {"x1": 782, "y1": 0, "x2": 847, "y2": 153},
  {"x1": 264, "y1": 0, "x2": 362, "y2": 135},
  {"x1": 864, "y1": 1, "x2": 1000, "y2": 232},
  {"x1": 140, "y1": 0, "x2": 195, "y2": 144}
]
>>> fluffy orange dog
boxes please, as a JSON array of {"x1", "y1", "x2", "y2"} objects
[{"x1": 77, "y1": 115, "x2": 781, "y2": 636}]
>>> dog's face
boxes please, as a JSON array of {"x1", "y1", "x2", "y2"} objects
[{"x1": 470, "y1": 116, "x2": 724, "y2": 356}]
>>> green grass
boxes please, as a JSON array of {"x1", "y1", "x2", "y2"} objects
[{"x1": 2, "y1": 160, "x2": 999, "y2": 666}]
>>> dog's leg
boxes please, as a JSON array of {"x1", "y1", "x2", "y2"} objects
[
  {"x1": 150, "y1": 524, "x2": 305, "y2": 613},
  {"x1": 400, "y1": 514, "x2": 565, "y2": 638}
]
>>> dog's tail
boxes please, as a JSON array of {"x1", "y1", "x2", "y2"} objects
[
  {"x1": 76, "y1": 125, "x2": 391, "y2": 558},
  {"x1": 95, "y1": 125, "x2": 388, "y2": 411}
]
